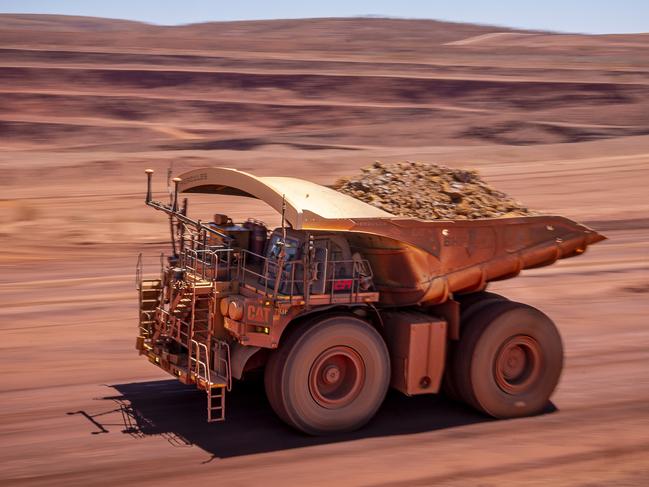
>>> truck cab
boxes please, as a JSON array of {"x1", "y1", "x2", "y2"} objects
[{"x1": 220, "y1": 226, "x2": 378, "y2": 350}]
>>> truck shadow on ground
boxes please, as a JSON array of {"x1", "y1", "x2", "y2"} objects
[{"x1": 90, "y1": 379, "x2": 555, "y2": 459}]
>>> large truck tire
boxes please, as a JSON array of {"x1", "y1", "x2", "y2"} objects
[
  {"x1": 264, "y1": 314, "x2": 390, "y2": 435},
  {"x1": 456, "y1": 291, "x2": 510, "y2": 323},
  {"x1": 453, "y1": 301, "x2": 563, "y2": 418},
  {"x1": 442, "y1": 292, "x2": 509, "y2": 402}
]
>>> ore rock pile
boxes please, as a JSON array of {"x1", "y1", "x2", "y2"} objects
[{"x1": 332, "y1": 161, "x2": 535, "y2": 220}]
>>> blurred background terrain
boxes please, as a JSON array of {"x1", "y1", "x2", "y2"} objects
[
  {"x1": 1, "y1": 14, "x2": 648, "y2": 486},
  {"x1": 2, "y1": 15, "x2": 649, "y2": 247}
]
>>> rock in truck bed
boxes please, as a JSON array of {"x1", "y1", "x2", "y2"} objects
[{"x1": 332, "y1": 161, "x2": 535, "y2": 220}]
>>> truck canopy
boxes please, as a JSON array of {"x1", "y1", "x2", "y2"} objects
[{"x1": 177, "y1": 166, "x2": 392, "y2": 229}]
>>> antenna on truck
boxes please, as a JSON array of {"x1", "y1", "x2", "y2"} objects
[
  {"x1": 169, "y1": 177, "x2": 181, "y2": 257},
  {"x1": 166, "y1": 161, "x2": 174, "y2": 205},
  {"x1": 143, "y1": 168, "x2": 232, "y2": 243},
  {"x1": 179, "y1": 197, "x2": 188, "y2": 253},
  {"x1": 281, "y1": 194, "x2": 287, "y2": 243},
  {"x1": 273, "y1": 194, "x2": 288, "y2": 298},
  {"x1": 172, "y1": 177, "x2": 181, "y2": 212}
]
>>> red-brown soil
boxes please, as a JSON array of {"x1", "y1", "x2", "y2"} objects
[{"x1": 1, "y1": 15, "x2": 648, "y2": 486}]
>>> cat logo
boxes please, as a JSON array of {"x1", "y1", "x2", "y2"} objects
[{"x1": 246, "y1": 303, "x2": 272, "y2": 324}]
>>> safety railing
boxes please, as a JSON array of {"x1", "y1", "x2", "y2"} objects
[
  {"x1": 180, "y1": 240, "x2": 235, "y2": 282},
  {"x1": 135, "y1": 252, "x2": 165, "y2": 290},
  {"x1": 167, "y1": 314, "x2": 191, "y2": 346},
  {"x1": 138, "y1": 309, "x2": 156, "y2": 339},
  {"x1": 190, "y1": 339, "x2": 211, "y2": 384},
  {"x1": 236, "y1": 249, "x2": 280, "y2": 296},
  {"x1": 323, "y1": 258, "x2": 374, "y2": 303},
  {"x1": 237, "y1": 249, "x2": 374, "y2": 303},
  {"x1": 135, "y1": 253, "x2": 143, "y2": 290},
  {"x1": 213, "y1": 341, "x2": 232, "y2": 391}
]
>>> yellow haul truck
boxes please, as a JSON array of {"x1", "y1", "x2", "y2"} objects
[{"x1": 136, "y1": 167, "x2": 605, "y2": 435}]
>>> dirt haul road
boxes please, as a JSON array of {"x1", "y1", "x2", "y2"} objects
[{"x1": 1, "y1": 15, "x2": 649, "y2": 486}]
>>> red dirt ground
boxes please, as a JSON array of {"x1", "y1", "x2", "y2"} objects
[{"x1": 1, "y1": 15, "x2": 648, "y2": 486}]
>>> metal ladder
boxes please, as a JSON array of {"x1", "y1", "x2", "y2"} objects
[
  {"x1": 137, "y1": 279, "x2": 162, "y2": 343},
  {"x1": 135, "y1": 252, "x2": 165, "y2": 341},
  {"x1": 209, "y1": 341, "x2": 231, "y2": 422},
  {"x1": 187, "y1": 285, "x2": 231, "y2": 422},
  {"x1": 190, "y1": 338, "x2": 229, "y2": 422},
  {"x1": 208, "y1": 385, "x2": 226, "y2": 422}
]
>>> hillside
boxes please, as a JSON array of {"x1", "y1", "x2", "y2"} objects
[{"x1": 1, "y1": 15, "x2": 649, "y2": 155}]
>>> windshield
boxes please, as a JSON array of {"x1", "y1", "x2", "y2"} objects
[{"x1": 267, "y1": 234, "x2": 301, "y2": 261}]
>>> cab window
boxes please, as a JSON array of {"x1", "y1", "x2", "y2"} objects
[{"x1": 268, "y1": 235, "x2": 300, "y2": 261}]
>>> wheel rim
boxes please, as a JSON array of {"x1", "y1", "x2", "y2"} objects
[
  {"x1": 308, "y1": 346, "x2": 365, "y2": 409},
  {"x1": 494, "y1": 335, "x2": 542, "y2": 394}
]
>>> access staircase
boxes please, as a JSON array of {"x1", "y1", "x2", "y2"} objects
[
  {"x1": 137, "y1": 241, "x2": 233, "y2": 423},
  {"x1": 137, "y1": 278, "x2": 163, "y2": 347},
  {"x1": 151, "y1": 277, "x2": 231, "y2": 422}
]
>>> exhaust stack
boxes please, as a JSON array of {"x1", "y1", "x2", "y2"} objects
[{"x1": 172, "y1": 177, "x2": 181, "y2": 212}]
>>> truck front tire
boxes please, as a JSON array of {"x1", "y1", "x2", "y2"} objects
[{"x1": 264, "y1": 315, "x2": 390, "y2": 435}]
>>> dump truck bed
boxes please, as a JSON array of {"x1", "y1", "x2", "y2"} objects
[
  {"x1": 178, "y1": 167, "x2": 605, "y2": 306},
  {"x1": 334, "y1": 215, "x2": 605, "y2": 305}
]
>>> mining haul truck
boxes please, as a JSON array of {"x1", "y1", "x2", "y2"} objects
[{"x1": 136, "y1": 166, "x2": 605, "y2": 435}]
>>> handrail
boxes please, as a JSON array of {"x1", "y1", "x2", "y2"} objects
[
  {"x1": 135, "y1": 252, "x2": 166, "y2": 291},
  {"x1": 190, "y1": 339, "x2": 211, "y2": 384},
  {"x1": 237, "y1": 249, "x2": 374, "y2": 302},
  {"x1": 179, "y1": 229, "x2": 235, "y2": 280},
  {"x1": 214, "y1": 341, "x2": 232, "y2": 391},
  {"x1": 145, "y1": 197, "x2": 233, "y2": 243},
  {"x1": 135, "y1": 253, "x2": 142, "y2": 290}
]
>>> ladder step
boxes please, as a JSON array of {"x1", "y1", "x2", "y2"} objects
[
  {"x1": 141, "y1": 281, "x2": 162, "y2": 289},
  {"x1": 207, "y1": 384, "x2": 226, "y2": 422}
]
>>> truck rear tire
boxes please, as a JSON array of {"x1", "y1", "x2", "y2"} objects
[
  {"x1": 442, "y1": 292, "x2": 509, "y2": 402},
  {"x1": 453, "y1": 301, "x2": 563, "y2": 418},
  {"x1": 264, "y1": 314, "x2": 390, "y2": 435},
  {"x1": 456, "y1": 291, "x2": 510, "y2": 324}
]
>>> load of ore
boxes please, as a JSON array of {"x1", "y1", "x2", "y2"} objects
[{"x1": 332, "y1": 161, "x2": 535, "y2": 220}]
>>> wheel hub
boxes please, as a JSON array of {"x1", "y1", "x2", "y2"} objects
[
  {"x1": 494, "y1": 335, "x2": 542, "y2": 394},
  {"x1": 322, "y1": 365, "x2": 341, "y2": 385},
  {"x1": 309, "y1": 346, "x2": 365, "y2": 409}
]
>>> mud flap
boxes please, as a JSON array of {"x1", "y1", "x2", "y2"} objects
[{"x1": 230, "y1": 343, "x2": 262, "y2": 380}]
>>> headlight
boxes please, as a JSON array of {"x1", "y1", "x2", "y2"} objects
[
  {"x1": 228, "y1": 300, "x2": 244, "y2": 321},
  {"x1": 219, "y1": 297, "x2": 230, "y2": 317}
]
